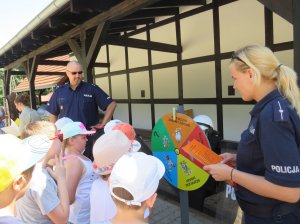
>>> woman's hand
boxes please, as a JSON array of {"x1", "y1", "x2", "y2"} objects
[
  {"x1": 220, "y1": 153, "x2": 237, "y2": 167},
  {"x1": 203, "y1": 163, "x2": 233, "y2": 181}
]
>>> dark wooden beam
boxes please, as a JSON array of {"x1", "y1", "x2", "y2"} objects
[
  {"x1": 4, "y1": 70, "x2": 11, "y2": 96},
  {"x1": 10, "y1": 70, "x2": 26, "y2": 75},
  {"x1": 94, "y1": 62, "x2": 110, "y2": 67},
  {"x1": 147, "y1": 0, "x2": 206, "y2": 8},
  {"x1": 257, "y1": 0, "x2": 292, "y2": 23},
  {"x1": 264, "y1": 6, "x2": 273, "y2": 49},
  {"x1": 122, "y1": 8, "x2": 178, "y2": 20},
  {"x1": 38, "y1": 60, "x2": 69, "y2": 66},
  {"x1": 9, "y1": 70, "x2": 66, "y2": 76},
  {"x1": 293, "y1": 0, "x2": 300, "y2": 85},
  {"x1": 36, "y1": 71, "x2": 66, "y2": 76},
  {"x1": 70, "y1": 0, "x2": 122, "y2": 13},
  {"x1": 105, "y1": 36, "x2": 182, "y2": 53},
  {"x1": 48, "y1": 15, "x2": 79, "y2": 29},
  {"x1": 110, "y1": 18, "x2": 155, "y2": 29},
  {"x1": 108, "y1": 26, "x2": 137, "y2": 34},
  {"x1": 86, "y1": 22, "x2": 110, "y2": 68},
  {"x1": 31, "y1": 29, "x2": 58, "y2": 40}
]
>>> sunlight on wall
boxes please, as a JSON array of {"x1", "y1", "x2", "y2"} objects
[
  {"x1": 109, "y1": 45, "x2": 126, "y2": 72},
  {"x1": 219, "y1": 0, "x2": 265, "y2": 53},
  {"x1": 273, "y1": 13, "x2": 293, "y2": 44},
  {"x1": 95, "y1": 77, "x2": 109, "y2": 94},
  {"x1": 181, "y1": 10, "x2": 214, "y2": 59}
]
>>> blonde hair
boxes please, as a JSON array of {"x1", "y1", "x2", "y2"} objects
[
  {"x1": 231, "y1": 45, "x2": 300, "y2": 116},
  {"x1": 112, "y1": 187, "x2": 145, "y2": 210},
  {"x1": 21, "y1": 121, "x2": 56, "y2": 139}
]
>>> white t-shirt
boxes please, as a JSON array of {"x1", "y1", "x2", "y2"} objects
[
  {"x1": 0, "y1": 216, "x2": 24, "y2": 224},
  {"x1": 90, "y1": 177, "x2": 150, "y2": 224},
  {"x1": 90, "y1": 177, "x2": 117, "y2": 223},
  {"x1": 16, "y1": 163, "x2": 60, "y2": 224},
  {"x1": 19, "y1": 106, "x2": 40, "y2": 133}
]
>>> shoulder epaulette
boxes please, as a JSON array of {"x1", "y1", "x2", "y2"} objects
[{"x1": 273, "y1": 99, "x2": 289, "y2": 122}]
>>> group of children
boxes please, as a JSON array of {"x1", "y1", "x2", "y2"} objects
[{"x1": 0, "y1": 117, "x2": 165, "y2": 224}]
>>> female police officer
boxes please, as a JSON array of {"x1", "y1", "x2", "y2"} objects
[{"x1": 204, "y1": 45, "x2": 300, "y2": 224}]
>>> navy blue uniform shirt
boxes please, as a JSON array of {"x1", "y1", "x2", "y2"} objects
[
  {"x1": 236, "y1": 89, "x2": 300, "y2": 209},
  {"x1": 46, "y1": 81, "x2": 113, "y2": 128}
]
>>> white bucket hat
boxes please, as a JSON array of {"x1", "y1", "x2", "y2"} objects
[
  {"x1": 0, "y1": 134, "x2": 52, "y2": 192},
  {"x1": 55, "y1": 117, "x2": 73, "y2": 131},
  {"x1": 93, "y1": 130, "x2": 133, "y2": 175},
  {"x1": 105, "y1": 121, "x2": 141, "y2": 152},
  {"x1": 104, "y1": 119, "x2": 122, "y2": 134},
  {"x1": 110, "y1": 152, "x2": 165, "y2": 206}
]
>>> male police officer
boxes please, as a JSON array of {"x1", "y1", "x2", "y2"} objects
[{"x1": 47, "y1": 61, "x2": 117, "y2": 160}]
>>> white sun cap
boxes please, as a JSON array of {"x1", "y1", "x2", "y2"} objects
[{"x1": 109, "y1": 152, "x2": 165, "y2": 206}]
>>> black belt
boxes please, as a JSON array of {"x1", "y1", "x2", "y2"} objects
[{"x1": 237, "y1": 197, "x2": 300, "y2": 219}]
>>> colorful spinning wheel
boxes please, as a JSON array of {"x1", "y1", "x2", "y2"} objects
[{"x1": 151, "y1": 113, "x2": 211, "y2": 191}]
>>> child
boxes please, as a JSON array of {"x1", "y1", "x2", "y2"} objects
[
  {"x1": 90, "y1": 130, "x2": 137, "y2": 223},
  {"x1": 0, "y1": 134, "x2": 51, "y2": 223},
  {"x1": 109, "y1": 152, "x2": 165, "y2": 224},
  {"x1": 16, "y1": 121, "x2": 69, "y2": 224},
  {"x1": 104, "y1": 121, "x2": 141, "y2": 152},
  {"x1": 60, "y1": 121, "x2": 97, "y2": 224},
  {"x1": 55, "y1": 117, "x2": 73, "y2": 132}
]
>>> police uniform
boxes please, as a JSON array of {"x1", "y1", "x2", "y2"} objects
[
  {"x1": 236, "y1": 90, "x2": 300, "y2": 223},
  {"x1": 47, "y1": 81, "x2": 113, "y2": 160}
]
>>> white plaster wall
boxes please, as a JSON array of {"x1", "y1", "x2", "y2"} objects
[
  {"x1": 223, "y1": 105, "x2": 253, "y2": 141},
  {"x1": 219, "y1": 0, "x2": 265, "y2": 53},
  {"x1": 221, "y1": 59, "x2": 238, "y2": 98},
  {"x1": 109, "y1": 45, "x2": 126, "y2": 72},
  {"x1": 94, "y1": 46, "x2": 108, "y2": 75},
  {"x1": 150, "y1": 22, "x2": 176, "y2": 45},
  {"x1": 111, "y1": 74, "x2": 127, "y2": 99},
  {"x1": 151, "y1": 50, "x2": 177, "y2": 65},
  {"x1": 182, "y1": 62, "x2": 216, "y2": 98},
  {"x1": 131, "y1": 104, "x2": 152, "y2": 129},
  {"x1": 113, "y1": 103, "x2": 129, "y2": 123},
  {"x1": 150, "y1": 22, "x2": 177, "y2": 64},
  {"x1": 128, "y1": 48, "x2": 148, "y2": 68},
  {"x1": 274, "y1": 50, "x2": 294, "y2": 68},
  {"x1": 181, "y1": 10, "x2": 214, "y2": 59},
  {"x1": 273, "y1": 13, "x2": 293, "y2": 44},
  {"x1": 95, "y1": 77, "x2": 110, "y2": 95},
  {"x1": 184, "y1": 104, "x2": 218, "y2": 129},
  {"x1": 153, "y1": 67, "x2": 178, "y2": 98},
  {"x1": 130, "y1": 71, "x2": 150, "y2": 99},
  {"x1": 94, "y1": 1, "x2": 294, "y2": 142},
  {"x1": 154, "y1": 104, "x2": 178, "y2": 123}
]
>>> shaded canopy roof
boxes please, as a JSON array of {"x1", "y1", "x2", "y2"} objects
[
  {"x1": 0, "y1": 0, "x2": 293, "y2": 70},
  {"x1": 13, "y1": 55, "x2": 69, "y2": 92},
  {"x1": 13, "y1": 75, "x2": 66, "y2": 92}
]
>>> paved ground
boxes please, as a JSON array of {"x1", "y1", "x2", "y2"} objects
[{"x1": 150, "y1": 194, "x2": 215, "y2": 224}]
